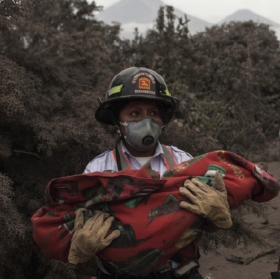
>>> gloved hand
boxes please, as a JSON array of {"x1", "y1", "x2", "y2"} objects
[
  {"x1": 179, "y1": 171, "x2": 232, "y2": 229},
  {"x1": 68, "y1": 209, "x2": 121, "y2": 265}
]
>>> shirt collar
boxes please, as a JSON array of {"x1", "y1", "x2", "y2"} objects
[{"x1": 120, "y1": 140, "x2": 164, "y2": 159}]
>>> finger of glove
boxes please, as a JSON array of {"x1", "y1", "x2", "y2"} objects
[
  {"x1": 82, "y1": 211, "x2": 108, "y2": 233},
  {"x1": 101, "y1": 230, "x2": 121, "y2": 247},
  {"x1": 96, "y1": 216, "x2": 116, "y2": 239},
  {"x1": 183, "y1": 179, "x2": 208, "y2": 196},
  {"x1": 74, "y1": 208, "x2": 85, "y2": 230},
  {"x1": 189, "y1": 178, "x2": 210, "y2": 193},
  {"x1": 180, "y1": 201, "x2": 202, "y2": 216},
  {"x1": 212, "y1": 171, "x2": 227, "y2": 195},
  {"x1": 179, "y1": 187, "x2": 201, "y2": 205}
]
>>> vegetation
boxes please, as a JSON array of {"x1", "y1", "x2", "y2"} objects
[{"x1": 0, "y1": 0, "x2": 279, "y2": 278}]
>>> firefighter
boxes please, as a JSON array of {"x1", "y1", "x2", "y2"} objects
[{"x1": 67, "y1": 65, "x2": 232, "y2": 279}]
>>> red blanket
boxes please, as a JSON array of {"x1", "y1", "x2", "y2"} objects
[{"x1": 31, "y1": 150, "x2": 279, "y2": 276}]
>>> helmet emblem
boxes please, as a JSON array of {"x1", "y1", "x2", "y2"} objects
[
  {"x1": 139, "y1": 77, "x2": 151, "y2": 90},
  {"x1": 132, "y1": 72, "x2": 155, "y2": 84}
]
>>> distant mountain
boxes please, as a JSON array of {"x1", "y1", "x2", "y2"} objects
[
  {"x1": 97, "y1": 0, "x2": 163, "y2": 24},
  {"x1": 219, "y1": 9, "x2": 280, "y2": 39},
  {"x1": 95, "y1": 0, "x2": 213, "y2": 39},
  {"x1": 96, "y1": 2, "x2": 280, "y2": 40},
  {"x1": 219, "y1": 9, "x2": 280, "y2": 26}
]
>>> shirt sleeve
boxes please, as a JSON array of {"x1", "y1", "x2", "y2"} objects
[
  {"x1": 84, "y1": 150, "x2": 118, "y2": 173},
  {"x1": 169, "y1": 145, "x2": 193, "y2": 164}
]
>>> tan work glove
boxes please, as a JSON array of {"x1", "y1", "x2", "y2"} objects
[
  {"x1": 68, "y1": 209, "x2": 121, "y2": 265},
  {"x1": 179, "y1": 171, "x2": 232, "y2": 229}
]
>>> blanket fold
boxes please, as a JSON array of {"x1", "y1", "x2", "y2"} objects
[{"x1": 31, "y1": 150, "x2": 279, "y2": 276}]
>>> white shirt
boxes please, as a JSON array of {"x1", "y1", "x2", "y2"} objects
[{"x1": 84, "y1": 141, "x2": 192, "y2": 176}]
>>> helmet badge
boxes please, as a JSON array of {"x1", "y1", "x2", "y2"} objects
[
  {"x1": 139, "y1": 77, "x2": 150, "y2": 90},
  {"x1": 132, "y1": 72, "x2": 156, "y2": 95}
]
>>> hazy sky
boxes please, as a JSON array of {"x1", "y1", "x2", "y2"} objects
[{"x1": 95, "y1": 0, "x2": 280, "y2": 24}]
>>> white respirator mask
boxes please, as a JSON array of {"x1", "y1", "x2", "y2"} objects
[{"x1": 120, "y1": 117, "x2": 164, "y2": 152}]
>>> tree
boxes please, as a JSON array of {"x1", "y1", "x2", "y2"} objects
[
  {"x1": 183, "y1": 21, "x2": 280, "y2": 156},
  {"x1": 0, "y1": 0, "x2": 130, "y2": 277}
]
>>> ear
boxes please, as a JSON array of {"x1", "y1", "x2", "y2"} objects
[{"x1": 161, "y1": 124, "x2": 167, "y2": 133}]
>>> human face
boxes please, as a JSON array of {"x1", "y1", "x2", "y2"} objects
[
  {"x1": 119, "y1": 100, "x2": 163, "y2": 124},
  {"x1": 119, "y1": 100, "x2": 164, "y2": 156}
]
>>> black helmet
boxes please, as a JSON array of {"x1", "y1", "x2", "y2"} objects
[{"x1": 95, "y1": 66, "x2": 180, "y2": 125}]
